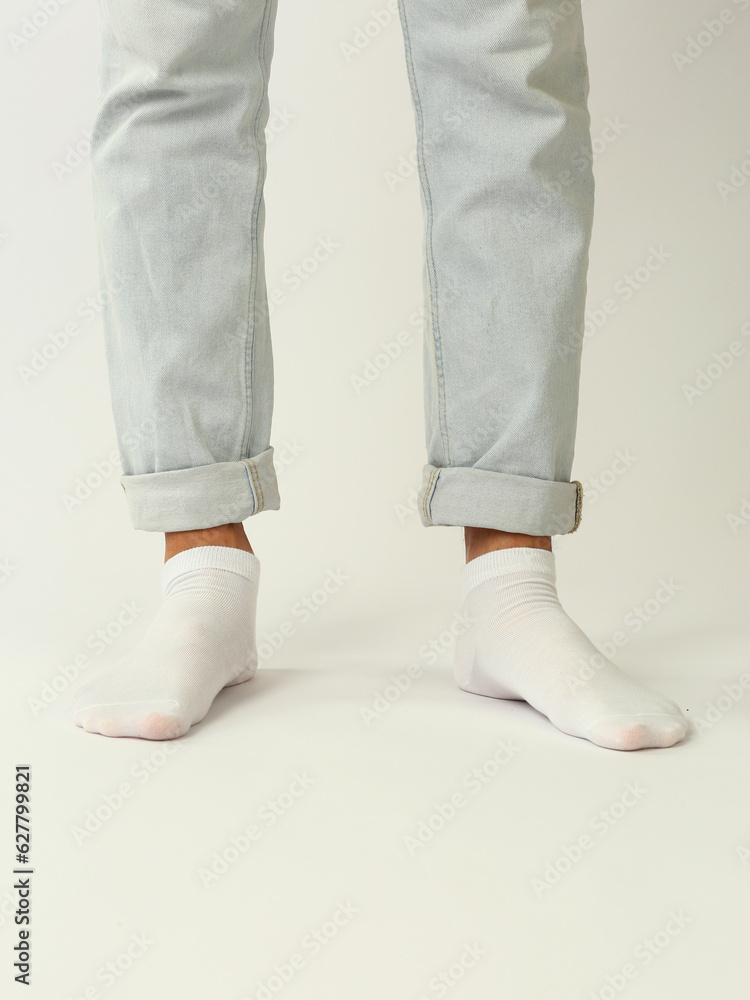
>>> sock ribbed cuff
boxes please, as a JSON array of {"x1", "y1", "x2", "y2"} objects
[
  {"x1": 461, "y1": 546, "x2": 555, "y2": 599},
  {"x1": 162, "y1": 545, "x2": 260, "y2": 593}
]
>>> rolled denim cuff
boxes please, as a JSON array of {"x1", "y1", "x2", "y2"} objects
[
  {"x1": 120, "y1": 446, "x2": 280, "y2": 531},
  {"x1": 417, "y1": 464, "x2": 582, "y2": 536}
]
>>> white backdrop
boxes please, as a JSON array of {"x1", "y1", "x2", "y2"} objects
[{"x1": 1, "y1": 1, "x2": 749, "y2": 998}]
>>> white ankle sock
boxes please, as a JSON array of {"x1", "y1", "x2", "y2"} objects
[
  {"x1": 453, "y1": 547, "x2": 688, "y2": 751},
  {"x1": 71, "y1": 545, "x2": 260, "y2": 740}
]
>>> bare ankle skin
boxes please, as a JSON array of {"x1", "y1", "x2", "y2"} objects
[
  {"x1": 164, "y1": 522, "x2": 253, "y2": 562},
  {"x1": 464, "y1": 526, "x2": 552, "y2": 564}
]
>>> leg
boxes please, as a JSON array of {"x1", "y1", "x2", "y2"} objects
[
  {"x1": 92, "y1": 0, "x2": 280, "y2": 529},
  {"x1": 72, "y1": 0, "x2": 280, "y2": 740},
  {"x1": 165, "y1": 522, "x2": 254, "y2": 562},
  {"x1": 398, "y1": 0, "x2": 587, "y2": 536},
  {"x1": 397, "y1": 0, "x2": 687, "y2": 750}
]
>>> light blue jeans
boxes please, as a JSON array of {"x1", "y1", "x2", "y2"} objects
[{"x1": 90, "y1": 0, "x2": 593, "y2": 536}]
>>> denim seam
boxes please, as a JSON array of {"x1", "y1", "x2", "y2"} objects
[
  {"x1": 397, "y1": 1, "x2": 450, "y2": 464},
  {"x1": 249, "y1": 457, "x2": 265, "y2": 512},
  {"x1": 241, "y1": 0, "x2": 274, "y2": 466},
  {"x1": 422, "y1": 467, "x2": 439, "y2": 524},
  {"x1": 242, "y1": 458, "x2": 263, "y2": 514},
  {"x1": 570, "y1": 480, "x2": 583, "y2": 533}
]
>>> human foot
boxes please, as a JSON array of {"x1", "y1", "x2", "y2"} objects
[
  {"x1": 453, "y1": 547, "x2": 688, "y2": 751},
  {"x1": 71, "y1": 545, "x2": 260, "y2": 739}
]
